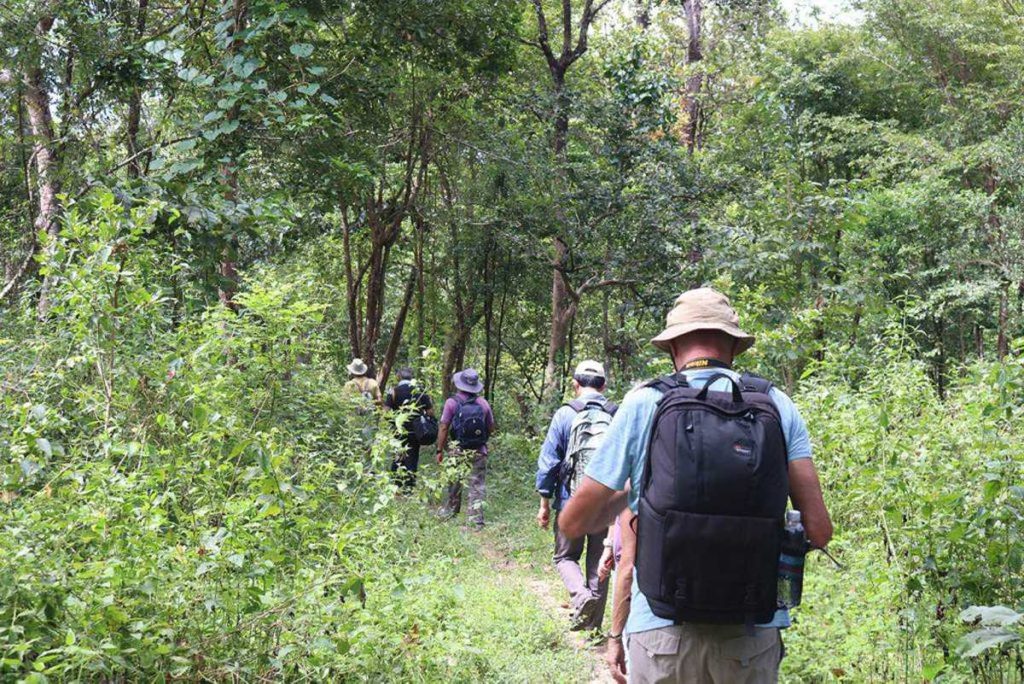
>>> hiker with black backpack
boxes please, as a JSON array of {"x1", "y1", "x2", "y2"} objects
[
  {"x1": 436, "y1": 368, "x2": 496, "y2": 529},
  {"x1": 559, "y1": 288, "x2": 833, "y2": 684},
  {"x1": 384, "y1": 367, "x2": 435, "y2": 491},
  {"x1": 535, "y1": 360, "x2": 618, "y2": 632}
]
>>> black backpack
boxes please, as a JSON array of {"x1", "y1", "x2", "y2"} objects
[
  {"x1": 412, "y1": 414, "x2": 439, "y2": 446},
  {"x1": 636, "y1": 371, "x2": 789, "y2": 627},
  {"x1": 451, "y1": 395, "x2": 489, "y2": 449},
  {"x1": 393, "y1": 383, "x2": 438, "y2": 445}
]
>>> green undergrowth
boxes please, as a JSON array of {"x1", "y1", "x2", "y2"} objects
[{"x1": 363, "y1": 438, "x2": 596, "y2": 683}]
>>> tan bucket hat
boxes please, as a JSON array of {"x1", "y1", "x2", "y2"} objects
[
  {"x1": 347, "y1": 358, "x2": 368, "y2": 375},
  {"x1": 650, "y1": 288, "x2": 755, "y2": 354}
]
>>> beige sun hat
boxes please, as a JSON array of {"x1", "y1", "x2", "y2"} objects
[
  {"x1": 347, "y1": 358, "x2": 368, "y2": 375},
  {"x1": 650, "y1": 288, "x2": 755, "y2": 355}
]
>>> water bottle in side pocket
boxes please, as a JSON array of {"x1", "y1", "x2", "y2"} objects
[{"x1": 778, "y1": 510, "x2": 809, "y2": 609}]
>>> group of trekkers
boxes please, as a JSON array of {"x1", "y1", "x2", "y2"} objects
[
  {"x1": 346, "y1": 286, "x2": 832, "y2": 683},
  {"x1": 343, "y1": 361, "x2": 495, "y2": 529}
]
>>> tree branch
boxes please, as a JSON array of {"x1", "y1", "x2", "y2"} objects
[{"x1": 530, "y1": 0, "x2": 558, "y2": 68}]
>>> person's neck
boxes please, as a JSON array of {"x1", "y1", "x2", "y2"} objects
[
  {"x1": 673, "y1": 346, "x2": 733, "y2": 371},
  {"x1": 575, "y1": 387, "x2": 601, "y2": 398}
]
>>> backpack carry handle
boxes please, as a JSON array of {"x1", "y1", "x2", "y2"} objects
[{"x1": 695, "y1": 372, "x2": 744, "y2": 402}]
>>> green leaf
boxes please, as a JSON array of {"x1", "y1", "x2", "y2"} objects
[
  {"x1": 957, "y1": 627, "x2": 1019, "y2": 658},
  {"x1": 960, "y1": 605, "x2": 1023, "y2": 627},
  {"x1": 290, "y1": 43, "x2": 314, "y2": 58}
]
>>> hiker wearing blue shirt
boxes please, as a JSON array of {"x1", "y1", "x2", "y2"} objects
[
  {"x1": 536, "y1": 360, "x2": 618, "y2": 631},
  {"x1": 560, "y1": 288, "x2": 833, "y2": 684}
]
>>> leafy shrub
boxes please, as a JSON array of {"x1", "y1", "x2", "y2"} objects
[{"x1": 784, "y1": 349, "x2": 1024, "y2": 681}]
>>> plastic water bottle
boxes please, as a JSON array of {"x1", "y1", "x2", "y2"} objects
[{"x1": 778, "y1": 510, "x2": 808, "y2": 609}]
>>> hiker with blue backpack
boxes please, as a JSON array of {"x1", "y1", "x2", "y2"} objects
[
  {"x1": 559, "y1": 288, "x2": 833, "y2": 684},
  {"x1": 536, "y1": 360, "x2": 618, "y2": 631},
  {"x1": 436, "y1": 368, "x2": 497, "y2": 529}
]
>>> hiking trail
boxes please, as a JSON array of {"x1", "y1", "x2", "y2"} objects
[{"x1": 477, "y1": 530, "x2": 616, "y2": 684}]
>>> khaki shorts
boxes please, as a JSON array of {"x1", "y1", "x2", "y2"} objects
[{"x1": 626, "y1": 624, "x2": 781, "y2": 684}]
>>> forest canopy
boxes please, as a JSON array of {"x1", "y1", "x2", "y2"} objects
[{"x1": 1, "y1": 0, "x2": 1023, "y2": 680}]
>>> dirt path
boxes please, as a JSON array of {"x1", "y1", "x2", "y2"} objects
[{"x1": 478, "y1": 538, "x2": 616, "y2": 683}]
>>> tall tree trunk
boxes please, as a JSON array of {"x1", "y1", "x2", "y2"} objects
[
  {"x1": 342, "y1": 208, "x2": 362, "y2": 358},
  {"x1": 360, "y1": 233, "x2": 390, "y2": 372},
  {"x1": 350, "y1": 117, "x2": 427, "y2": 371},
  {"x1": 997, "y1": 280, "x2": 1009, "y2": 360},
  {"x1": 415, "y1": 213, "x2": 426, "y2": 354},
  {"x1": 483, "y1": 235, "x2": 495, "y2": 401},
  {"x1": 25, "y1": 13, "x2": 61, "y2": 317},
  {"x1": 543, "y1": 236, "x2": 574, "y2": 401},
  {"x1": 528, "y1": 0, "x2": 613, "y2": 404},
  {"x1": 377, "y1": 265, "x2": 419, "y2": 391},
  {"x1": 682, "y1": 0, "x2": 705, "y2": 272},
  {"x1": 489, "y1": 253, "x2": 509, "y2": 401},
  {"x1": 218, "y1": 0, "x2": 246, "y2": 312},
  {"x1": 125, "y1": 0, "x2": 149, "y2": 179},
  {"x1": 682, "y1": 0, "x2": 704, "y2": 154}
]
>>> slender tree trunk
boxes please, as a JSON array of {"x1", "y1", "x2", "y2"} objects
[
  {"x1": 342, "y1": 209, "x2": 361, "y2": 358},
  {"x1": 543, "y1": 67, "x2": 573, "y2": 402},
  {"x1": 218, "y1": 0, "x2": 246, "y2": 312},
  {"x1": 997, "y1": 280, "x2": 1009, "y2": 360},
  {"x1": 415, "y1": 213, "x2": 426, "y2": 354},
  {"x1": 490, "y1": 253, "x2": 509, "y2": 401},
  {"x1": 377, "y1": 265, "x2": 418, "y2": 391},
  {"x1": 483, "y1": 236, "x2": 495, "y2": 401},
  {"x1": 682, "y1": 0, "x2": 705, "y2": 272},
  {"x1": 360, "y1": 232, "x2": 390, "y2": 371},
  {"x1": 682, "y1": 0, "x2": 704, "y2": 154},
  {"x1": 126, "y1": 0, "x2": 149, "y2": 179},
  {"x1": 543, "y1": 237, "x2": 574, "y2": 401},
  {"x1": 528, "y1": 0, "x2": 612, "y2": 403},
  {"x1": 24, "y1": 12, "x2": 61, "y2": 317}
]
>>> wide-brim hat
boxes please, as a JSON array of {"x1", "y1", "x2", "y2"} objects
[
  {"x1": 347, "y1": 358, "x2": 368, "y2": 375},
  {"x1": 650, "y1": 288, "x2": 755, "y2": 355},
  {"x1": 453, "y1": 368, "x2": 484, "y2": 394}
]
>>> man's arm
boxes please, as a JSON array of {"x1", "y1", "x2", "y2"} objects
[
  {"x1": 436, "y1": 421, "x2": 450, "y2": 461},
  {"x1": 558, "y1": 476, "x2": 628, "y2": 539},
  {"x1": 605, "y1": 510, "x2": 635, "y2": 683},
  {"x1": 536, "y1": 409, "x2": 569, "y2": 500},
  {"x1": 789, "y1": 458, "x2": 833, "y2": 549}
]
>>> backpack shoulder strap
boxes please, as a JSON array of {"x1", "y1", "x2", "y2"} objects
[
  {"x1": 567, "y1": 399, "x2": 586, "y2": 413},
  {"x1": 604, "y1": 401, "x2": 619, "y2": 416},
  {"x1": 645, "y1": 373, "x2": 689, "y2": 394},
  {"x1": 739, "y1": 372, "x2": 774, "y2": 396}
]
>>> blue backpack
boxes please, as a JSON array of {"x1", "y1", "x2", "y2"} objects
[{"x1": 451, "y1": 395, "x2": 489, "y2": 449}]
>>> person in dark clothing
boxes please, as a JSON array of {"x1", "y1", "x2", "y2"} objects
[{"x1": 384, "y1": 368, "x2": 434, "y2": 491}]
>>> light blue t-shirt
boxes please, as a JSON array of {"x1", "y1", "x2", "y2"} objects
[{"x1": 584, "y1": 368, "x2": 813, "y2": 634}]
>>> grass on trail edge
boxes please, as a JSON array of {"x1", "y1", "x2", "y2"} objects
[{"x1": 376, "y1": 436, "x2": 607, "y2": 683}]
